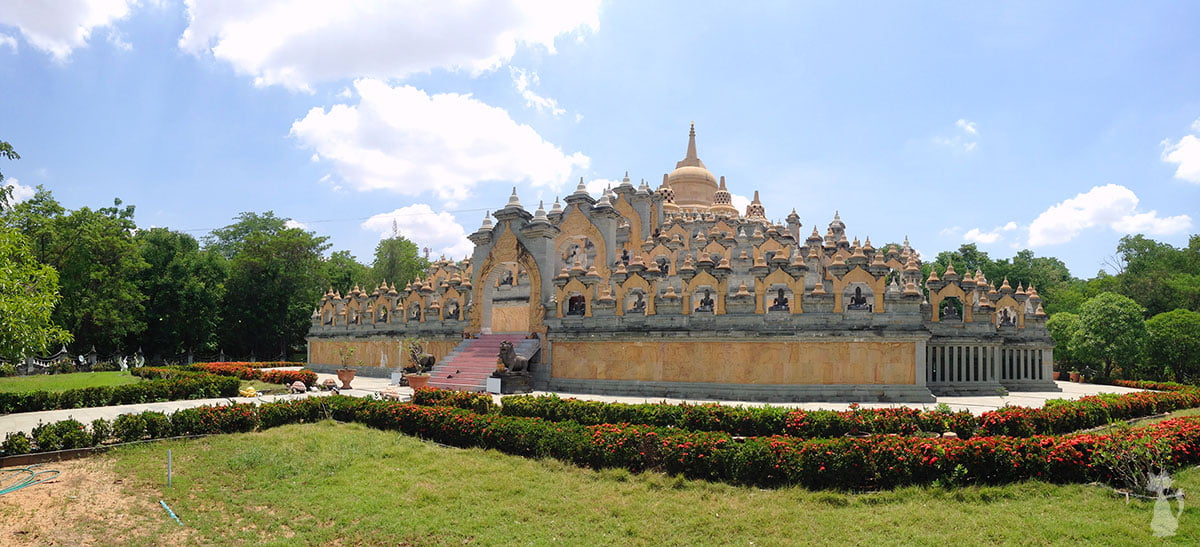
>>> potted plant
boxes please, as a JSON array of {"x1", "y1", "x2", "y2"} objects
[
  {"x1": 404, "y1": 338, "x2": 435, "y2": 389},
  {"x1": 1068, "y1": 369, "x2": 1081, "y2": 383},
  {"x1": 336, "y1": 346, "x2": 359, "y2": 389}
]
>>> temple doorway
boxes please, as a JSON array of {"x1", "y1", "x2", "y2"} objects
[{"x1": 484, "y1": 263, "x2": 531, "y2": 332}]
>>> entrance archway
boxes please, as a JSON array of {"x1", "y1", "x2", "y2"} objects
[{"x1": 483, "y1": 263, "x2": 531, "y2": 332}]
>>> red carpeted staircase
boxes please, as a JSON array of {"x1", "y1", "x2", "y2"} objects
[{"x1": 426, "y1": 333, "x2": 539, "y2": 392}]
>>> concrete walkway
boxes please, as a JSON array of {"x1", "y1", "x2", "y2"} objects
[{"x1": 0, "y1": 373, "x2": 1147, "y2": 438}]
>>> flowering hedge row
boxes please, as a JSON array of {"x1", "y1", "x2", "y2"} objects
[
  {"x1": 191, "y1": 363, "x2": 317, "y2": 386},
  {"x1": 194, "y1": 361, "x2": 306, "y2": 369},
  {"x1": 7, "y1": 395, "x2": 1200, "y2": 491},
  {"x1": 977, "y1": 390, "x2": 1200, "y2": 436},
  {"x1": 0, "y1": 369, "x2": 239, "y2": 415},
  {"x1": 1109, "y1": 379, "x2": 1195, "y2": 392},
  {"x1": 412, "y1": 387, "x2": 497, "y2": 414},
  {"x1": 495, "y1": 389, "x2": 1200, "y2": 439}
]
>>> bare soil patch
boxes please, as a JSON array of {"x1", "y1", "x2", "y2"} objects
[{"x1": 0, "y1": 457, "x2": 192, "y2": 546}]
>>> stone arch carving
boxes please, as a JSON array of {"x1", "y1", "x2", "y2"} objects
[
  {"x1": 663, "y1": 223, "x2": 690, "y2": 247},
  {"x1": 555, "y1": 206, "x2": 609, "y2": 278},
  {"x1": 471, "y1": 224, "x2": 544, "y2": 333},
  {"x1": 439, "y1": 287, "x2": 463, "y2": 321},
  {"x1": 320, "y1": 300, "x2": 336, "y2": 326},
  {"x1": 616, "y1": 273, "x2": 654, "y2": 316},
  {"x1": 373, "y1": 294, "x2": 392, "y2": 324},
  {"x1": 993, "y1": 294, "x2": 1023, "y2": 328},
  {"x1": 756, "y1": 238, "x2": 785, "y2": 261},
  {"x1": 557, "y1": 277, "x2": 591, "y2": 318},
  {"x1": 755, "y1": 267, "x2": 801, "y2": 314},
  {"x1": 701, "y1": 240, "x2": 727, "y2": 262},
  {"x1": 930, "y1": 283, "x2": 972, "y2": 322},
  {"x1": 832, "y1": 266, "x2": 886, "y2": 313},
  {"x1": 346, "y1": 298, "x2": 363, "y2": 325},
  {"x1": 613, "y1": 194, "x2": 643, "y2": 256},
  {"x1": 685, "y1": 270, "x2": 724, "y2": 314}
]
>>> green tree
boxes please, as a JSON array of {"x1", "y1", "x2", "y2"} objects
[
  {"x1": 217, "y1": 217, "x2": 329, "y2": 359},
  {"x1": 1108, "y1": 234, "x2": 1200, "y2": 316},
  {"x1": 323, "y1": 250, "x2": 372, "y2": 294},
  {"x1": 1144, "y1": 309, "x2": 1200, "y2": 382},
  {"x1": 1075, "y1": 292, "x2": 1146, "y2": 379},
  {"x1": 1045, "y1": 312, "x2": 1085, "y2": 373},
  {"x1": 0, "y1": 227, "x2": 72, "y2": 360},
  {"x1": 131, "y1": 228, "x2": 227, "y2": 361},
  {"x1": 371, "y1": 229, "x2": 428, "y2": 287},
  {"x1": 204, "y1": 211, "x2": 290, "y2": 259},
  {"x1": 0, "y1": 139, "x2": 19, "y2": 209},
  {"x1": 0, "y1": 141, "x2": 72, "y2": 360}
]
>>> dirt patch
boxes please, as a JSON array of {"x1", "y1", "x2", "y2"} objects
[{"x1": 0, "y1": 457, "x2": 194, "y2": 545}]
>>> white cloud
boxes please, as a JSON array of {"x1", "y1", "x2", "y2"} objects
[
  {"x1": 284, "y1": 219, "x2": 309, "y2": 231},
  {"x1": 1161, "y1": 118, "x2": 1200, "y2": 183},
  {"x1": 179, "y1": 0, "x2": 601, "y2": 91},
  {"x1": 1027, "y1": 184, "x2": 1192, "y2": 246},
  {"x1": 362, "y1": 204, "x2": 473, "y2": 260},
  {"x1": 0, "y1": 33, "x2": 17, "y2": 52},
  {"x1": 510, "y1": 67, "x2": 566, "y2": 117},
  {"x1": 939, "y1": 226, "x2": 961, "y2": 237},
  {"x1": 962, "y1": 221, "x2": 1019, "y2": 245},
  {"x1": 584, "y1": 178, "x2": 618, "y2": 196},
  {"x1": 934, "y1": 118, "x2": 978, "y2": 152},
  {"x1": 291, "y1": 79, "x2": 589, "y2": 203},
  {"x1": 0, "y1": 0, "x2": 136, "y2": 61},
  {"x1": 105, "y1": 28, "x2": 131, "y2": 51},
  {"x1": 4, "y1": 178, "x2": 35, "y2": 204},
  {"x1": 730, "y1": 193, "x2": 751, "y2": 215}
]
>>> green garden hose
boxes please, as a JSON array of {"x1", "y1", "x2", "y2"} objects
[{"x1": 0, "y1": 465, "x2": 60, "y2": 496}]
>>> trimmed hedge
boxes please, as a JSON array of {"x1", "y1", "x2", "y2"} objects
[
  {"x1": 496, "y1": 388, "x2": 1200, "y2": 439},
  {"x1": 412, "y1": 387, "x2": 498, "y2": 414},
  {"x1": 195, "y1": 361, "x2": 306, "y2": 369},
  {"x1": 0, "y1": 369, "x2": 239, "y2": 414},
  {"x1": 7, "y1": 395, "x2": 1200, "y2": 492},
  {"x1": 191, "y1": 363, "x2": 317, "y2": 386}
]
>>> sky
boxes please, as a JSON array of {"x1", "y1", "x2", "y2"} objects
[{"x1": 1, "y1": 1, "x2": 1198, "y2": 278}]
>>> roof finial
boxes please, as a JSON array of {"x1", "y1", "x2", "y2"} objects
[
  {"x1": 752, "y1": 190, "x2": 760, "y2": 202},
  {"x1": 685, "y1": 122, "x2": 698, "y2": 162}
]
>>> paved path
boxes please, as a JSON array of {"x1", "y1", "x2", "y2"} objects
[{"x1": 0, "y1": 373, "x2": 1147, "y2": 438}]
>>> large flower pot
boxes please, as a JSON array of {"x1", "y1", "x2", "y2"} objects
[
  {"x1": 336, "y1": 368, "x2": 357, "y2": 389},
  {"x1": 1053, "y1": 372, "x2": 1062, "y2": 380},
  {"x1": 407, "y1": 374, "x2": 430, "y2": 390},
  {"x1": 1069, "y1": 372, "x2": 1081, "y2": 382}
]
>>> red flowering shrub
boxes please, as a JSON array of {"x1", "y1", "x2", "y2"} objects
[
  {"x1": 190, "y1": 363, "x2": 317, "y2": 387},
  {"x1": 195, "y1": 361, "x2": 305, "y2": 369},
  {"x1": 412, "y1": 387, "x2": 498, "y2": 414}
]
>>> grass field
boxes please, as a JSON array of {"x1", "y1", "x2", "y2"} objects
[
  {"x1": 0, "y1": 371, "x2": 141, "y2": 393},
  {"x1": 41, "y1": 421, "x2": 1185, "y2": 545}
]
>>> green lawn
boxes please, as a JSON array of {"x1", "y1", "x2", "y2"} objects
[
  {"x1": 0, "y1": 371, "x2": 141, "y2": 393},
  {"x1": 106, "y1": 421, "x2": 1199, "y2": 545}
]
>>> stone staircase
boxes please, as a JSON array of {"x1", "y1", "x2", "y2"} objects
[{"x1": 426, "y1": 334, "x2": 541, "y2": 392}]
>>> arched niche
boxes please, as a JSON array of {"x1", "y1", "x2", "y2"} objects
[
  {"x1": 755, "y1": 267, "x2": 802, "y2": 314},
  {"x1": 556, "y1": 277, "x2": 591, "y2": 318},
  {"x1": 832, "y1": 266, "x2": 886, "y2": 313},
  {"x1": 554, "y1": 206, "x2": 608, "y2": 278},
  {"x1": 993, "y1": 295, "x2": 1023, "y2": 328},
  {"x1": 616, "y1": 273, "x2": 654, "y2": 316},
  {"x1": 843, "y1": 283, "x2": 874, "y2": 312},
  {"x1": 686, "y1": 270, "x2": 724, "y2": 314},
  {"x1": 320, "y1": 300, "x2": 336, "y2": 326},
  {"x1": 930, "y1": 282, "x2": 972, "y2": 322}
]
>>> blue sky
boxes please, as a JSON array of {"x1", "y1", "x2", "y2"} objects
[{"x1": 1, "y1": 1, "x2": 1197, "y2": 277}]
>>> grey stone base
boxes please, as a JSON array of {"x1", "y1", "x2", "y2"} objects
[
  {"x1": 928, "y1": 382, "x2": 1009, "y2": 397},
  {"x1": 497, "y1": 373, "x2": 533, "y2": 394},
  {"x1": 306, "y1": 363, "x2": 396, "y2": 379},
  {"x1": 1001, "y1": 379, "x2": 1063, "y2": 392},
  {"x1": 546, "y1": 378, "x2": 935, "y2": 403}
]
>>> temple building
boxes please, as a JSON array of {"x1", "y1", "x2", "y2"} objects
[{"x1": 307, "y1": 125, "x2": 1057, "y2": 402}]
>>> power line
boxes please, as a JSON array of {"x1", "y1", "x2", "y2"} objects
[{"x1": 174, "y1": 206, "x2": 491, "y2": 234}]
